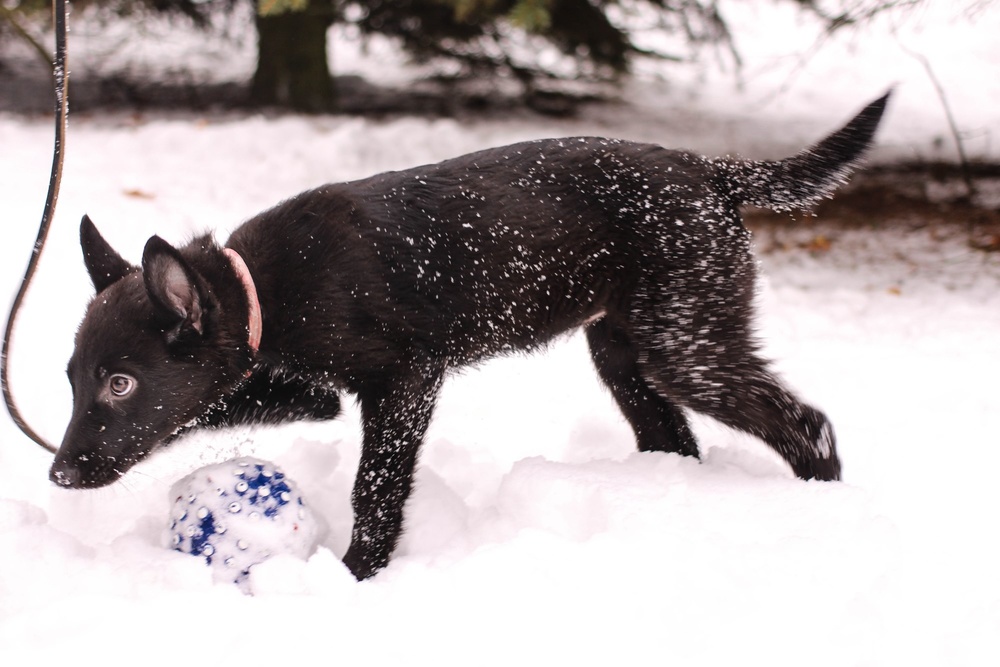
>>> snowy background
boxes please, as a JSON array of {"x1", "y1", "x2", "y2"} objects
[{"x1": 1, "y1": 1, "x2": 999, "y2": 663}]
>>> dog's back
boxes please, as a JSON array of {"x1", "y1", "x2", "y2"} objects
[
  {"x1": 229, "y1": 138, "x2": 724, "y2": 365},
  {"x1": 229, "y1": 93, "x2": 888, "y2": 374}
]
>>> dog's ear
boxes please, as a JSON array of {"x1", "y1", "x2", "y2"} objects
[
  {"x1": 81, "y1": 215, "x2": 135, "y2": 293},
  {"x1": 141, "y1": 235, "x2": 208, "y2": 342}
]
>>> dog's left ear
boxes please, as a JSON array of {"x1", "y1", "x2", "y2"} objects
[
  {"x1": 142, "y1": 236, "x2": 210, "y2": 342},
  {"x1": 81, "y1": 215, "x2": 136, "y2": 293}
]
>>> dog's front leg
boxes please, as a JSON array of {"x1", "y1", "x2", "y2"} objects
[
  {"x1": 343, "y1": 363, "x2": 445, "y2": 580},
  {"x1": 203, "y1": 368, "x2": 342, "y2": 428}
]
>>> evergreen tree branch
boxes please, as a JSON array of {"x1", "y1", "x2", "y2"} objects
[{"x1": 0, "y1": 5, "x2": 54, "y2": 69}]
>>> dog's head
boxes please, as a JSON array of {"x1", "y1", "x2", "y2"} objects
[{"x1": 50, "y1": 216, "x2": 252, "y2": 489}]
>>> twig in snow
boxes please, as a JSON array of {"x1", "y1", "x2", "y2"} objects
[{"x1": 901, "y1": 45, "x2": 978, "y2": 204}]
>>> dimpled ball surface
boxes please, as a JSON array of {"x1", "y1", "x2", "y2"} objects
[{"x1": 167, "y1": 457, "x2": 320, "y2": 590}]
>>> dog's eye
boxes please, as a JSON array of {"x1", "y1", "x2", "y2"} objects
[{"x1": 109, "y1": 374, "x2": 136, "y2": 397}]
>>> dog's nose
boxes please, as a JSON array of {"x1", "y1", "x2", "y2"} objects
[{"x1": 49, "y1": 460, "x2": 82, "y2": 488}]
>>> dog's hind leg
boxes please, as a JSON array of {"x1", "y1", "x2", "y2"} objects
[
  {"x1": 342, "y1": 361, "x2": 445, "y2": 580},
  {"x1": 628, "y1": 277, "x2": 841, "y2": 481},
  {"x1": 586, "y1": 317, "x2": 699, "y2": 458},
  {"x1": 639, "y1": 342, "x2": 839, "y2": 480}
]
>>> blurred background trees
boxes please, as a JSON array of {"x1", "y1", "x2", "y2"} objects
[{"x1": 0, "y1": 0, "x2": 922, "y2": 112}]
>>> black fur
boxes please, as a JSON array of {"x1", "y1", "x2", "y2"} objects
[{"x1": 52, "y1": 94, "x2": 889, "y2": 580}]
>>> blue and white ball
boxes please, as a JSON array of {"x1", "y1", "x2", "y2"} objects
[{"x1": 167, "y1": 457, "x2": 321, "y2": 590}]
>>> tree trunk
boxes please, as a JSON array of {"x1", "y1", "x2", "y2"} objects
[{"x1": 251, "y1": 6, "x2": 335, "y2": 112}]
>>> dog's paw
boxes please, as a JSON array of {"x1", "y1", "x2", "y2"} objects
[
  {"x1": 792, "y1": 453, "x2": 842, "y2": 482},
  {"x1": 789, "y1": 410, "x2": 841, "y2": 481},
  {"x1": 166, "y1": 457, "x2": 322, "y2": 591}
]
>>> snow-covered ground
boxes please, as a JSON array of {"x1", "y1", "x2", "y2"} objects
[{"x1": 2, "y1": 1, "x2": 999, "y2": 663}]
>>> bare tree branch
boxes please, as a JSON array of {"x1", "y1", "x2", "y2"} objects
[{"x1": 901, "y1": 45, "x2": 978, "y2": 203}]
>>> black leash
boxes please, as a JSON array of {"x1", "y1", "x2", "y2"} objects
[{"x1": 1, "y1": 0, "x2": 69, "y2": 455}]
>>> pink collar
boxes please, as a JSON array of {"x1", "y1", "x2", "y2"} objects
[{"x1": 223, "y1": 248, "x2": 262, "y2": 355}]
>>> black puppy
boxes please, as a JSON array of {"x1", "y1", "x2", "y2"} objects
[{"x1": 52, "y1": 94, "x2": 889, "y2": 579}]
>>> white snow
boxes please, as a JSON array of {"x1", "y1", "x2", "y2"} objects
[{"x1": 2, "y1": 2, "x2": 999, "y2": 663}]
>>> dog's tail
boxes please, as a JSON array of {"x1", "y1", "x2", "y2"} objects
[{"x1": 716, "y1": 92, "x2": 891, "y2": 212}]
